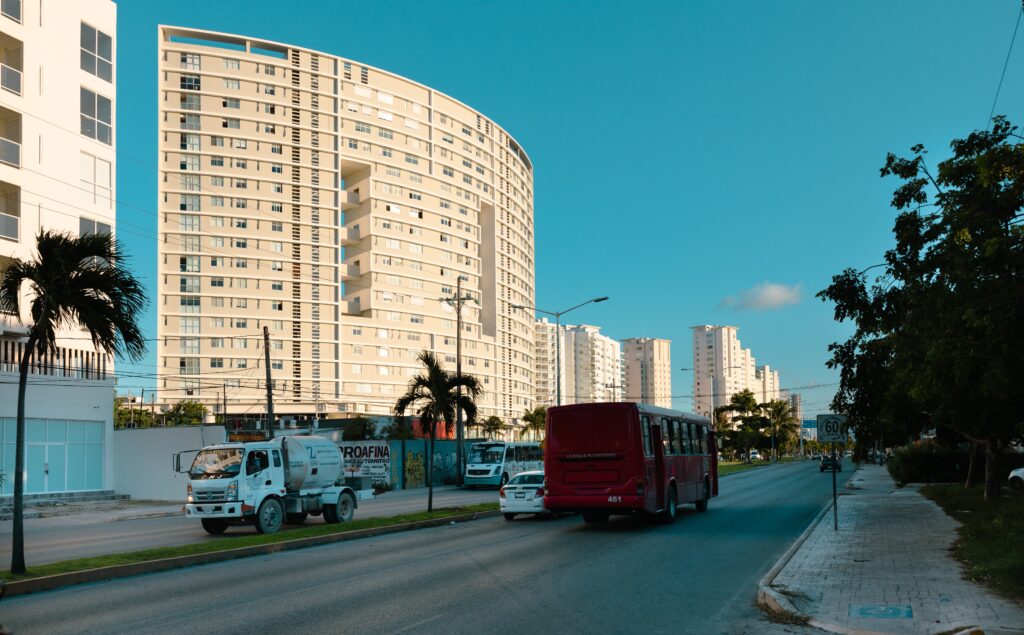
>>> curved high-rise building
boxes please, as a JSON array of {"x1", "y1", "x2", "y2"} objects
[{"x1": 156, "y1": 26, "x2": 535, "y2": 424}]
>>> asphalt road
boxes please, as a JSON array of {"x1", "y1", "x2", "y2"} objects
[
  {"x1": 2, "y1": 460, "x2": 851, "y2": 634},
  {"x1": 0, "y1": 486, "x2": 498, "y2": 566}
]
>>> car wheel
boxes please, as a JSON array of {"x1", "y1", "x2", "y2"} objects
[
  {"x1": 503, "y1": 513, "x2": 516, "y2": 521},
  {"x1": 255, "y1": 499, "x2": 283, "y2": 534},
  {"x1": 201, "y1": 519, "x2": 228, "y2": 534}
]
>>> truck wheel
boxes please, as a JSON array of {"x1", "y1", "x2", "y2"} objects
[
  {"x1": 323, "y1": 504, "x2": 338, "y2": 524},
  {"x1": 286, "y1": 512, "x2": 308, "y2": 525},
  {"x1": 335, "y1": 492, "x2": 355, "y2": 523},
  {"x1": 255, "y1": 499, "x2": 283, "y2": 534},
  {"x1": 201, "y1": 519, "x2": 228, "y2": 534}
]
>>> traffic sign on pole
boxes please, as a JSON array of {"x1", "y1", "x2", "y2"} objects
[{"x1": 817, "y1": 414, "x2": 848, "y2": 444}]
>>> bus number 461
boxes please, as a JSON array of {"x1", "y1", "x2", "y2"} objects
[{"x1": 607, "y1": 496, "x2": 622, "y2": 503}]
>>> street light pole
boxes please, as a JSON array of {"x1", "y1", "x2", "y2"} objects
[{"x1": 512, "y1": 296, "x2": 608, "y2": 407}]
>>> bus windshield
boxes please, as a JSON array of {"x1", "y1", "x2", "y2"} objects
[
  {"x1": 468, "y1": 443, "x2": 505, "y2": 465},
  {"x1": 190, "y1": 448, "x2": 243, "y2": 479}
]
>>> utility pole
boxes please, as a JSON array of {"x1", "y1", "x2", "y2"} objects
[
  {"x1": 441, "y1": 277, "x2": 476, "y2": 487},
  {"x1": 263, "y1": 326, "x2": 275, "y2": 433},
  {"x1": 223, "y1": 383, "x2": 228, "y2": 429}
]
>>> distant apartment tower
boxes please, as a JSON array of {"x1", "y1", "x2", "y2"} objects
[
  {"x1": 622, "y1": 338, "x2": 672, "y2": 409},
  {"x1": 563, "y1": 324, "x2": 622, "y2": 405},
  {"x1": 783, "y1": 391, "x2": 802, "y2": 422},
  {"x1": 156, "y1": 27, "x2": 536, "y2": 422},
  {"x1": 691, "y1": 325, "x2": 781, "y2": 418},
  {"x1": 0, "y1": 0, "x2": 119, "y2": 495},
  {"x1": 532, "y1": 318, "x2": 559, "y2": 406}
]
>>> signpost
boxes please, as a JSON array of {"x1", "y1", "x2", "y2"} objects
[{"x1": 816, "y1": 414, "x2": 848, "y2": 530}]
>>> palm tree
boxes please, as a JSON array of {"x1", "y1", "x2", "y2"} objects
[
  {"x1": 522, "y1": 406, "x2": 547, "y2": 441},
  {"x1": 0, "y1": 231, "x2": 146, "y2": 574},
  {"x1": 394, "y1": 351, "x2": 481, "y2": 511},
  {"x1": 481, "y1": 415, "x2": 503, "y2": 439},
  {"x1": 759, "y1": 399, "x2": 798, "y2": 461}
]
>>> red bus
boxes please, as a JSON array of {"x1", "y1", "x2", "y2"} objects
[{"x1": 544, "y1": 402, "x2": 718, "y2": 524}]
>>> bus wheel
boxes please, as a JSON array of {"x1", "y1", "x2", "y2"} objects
[
  {"x1": 695, "y1": 479, "x2": 710, "y2": 512},
  {"x1": 499, "y1": 473, "x2": 509, "y2": 487},
  {"x1": 582, "y1": 511, "x2": 609, "y2": 524},
  {"x1": 660, "y1": 485, "x2": 677, "y2": 524}
]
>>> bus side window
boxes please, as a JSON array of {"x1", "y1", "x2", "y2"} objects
[
  {"x1": 672, "y1": 420, "x2": 683, "y2": 455},
  {"x1": 533, "y1": 445, "x2": 543, "y2": 462},
  {"x1": 703, "y1": 426, "x2": 709, "y2": 455},
  {"x1": 641, "y1": 415, "x2": 652, "y2": 456},
  {"x1": 661, "y1": 418, "x2": 673, "y2": 455},
  {"x1": 687, "y1": 422, "x2": 697, "y2": 455},
  {"x1": 696, "y1": 425, "x2": 705, "y2": 455},
  {"x1": 507, "y1": 446, "x2": 515, "y2": 462}
]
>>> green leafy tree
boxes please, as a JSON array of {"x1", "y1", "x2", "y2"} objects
[
  {"x1": 381, "y1": 416, "x2": 415, "y2": 440},
  {"x1": 0, "y1": 230, "x2": 147, "y2": 574},
  {"x1": 114, "y1": 397, "x2": 154, "y2": 429},
  {"x1": 723, "y1": 390, "x2": 768, "y2": 462},
  {"x1": 481, "y1": 415, "x2": 504, "y2": 439},
  {"x1": 394, "y1": 351, "x2": 482, "y2": 511},
  {"x1": 521, "y1": 406, "x2": 547, "y2": 441},
  {"x1": 819, "y1": 117, "x2": 1024, "y2": 499},
  {"x1": 166, "y1": 400, "x2": 208, "y2": 426}
]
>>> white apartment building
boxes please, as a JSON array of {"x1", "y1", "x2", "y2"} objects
[
  {"x1": 691, "y1": 325, "x2": 781, "y2": 419},
  {"x1": 622, "y1": 337, "x2": 672, "y2": 409},
  {"x1": 0, "y1": 0, "x2": 118, "y2": 496},
  {"x1": 784, "y1": 391, "x2": 803, "y2": 423},
  {"x1": 532, "y1": 319, "x2": 622, "y2": 407},
  {"x1": 563, "y1": 324, "x2": 622, "y2": 405},
  {"x1": 156, "y1": 27, "x2": 536, "y2": 423}
]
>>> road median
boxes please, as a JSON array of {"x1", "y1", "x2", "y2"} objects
[{"x1": 2, "y1": 504, "x2": 499, "y2": 596}]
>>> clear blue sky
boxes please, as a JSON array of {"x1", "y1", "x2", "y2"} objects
[{"x1": 112, "y1": 1, "x2": 1024, "y2": 415}]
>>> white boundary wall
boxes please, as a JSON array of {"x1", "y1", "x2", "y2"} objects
[{"x1": 112, "y1": 426, "x2": 225, "y2": 501}]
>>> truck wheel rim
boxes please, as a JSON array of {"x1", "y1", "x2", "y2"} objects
[{"x1": 263, "y1": 503, "x2": 280, "y2": 528}]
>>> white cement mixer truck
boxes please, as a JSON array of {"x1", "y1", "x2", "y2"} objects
[{"x1": 174, "y1": 435, "x2": 358, "y2": 534}]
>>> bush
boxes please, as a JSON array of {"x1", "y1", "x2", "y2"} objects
[{"x1": 888, "y1": 444, "x2": 1024, "y2": 484}]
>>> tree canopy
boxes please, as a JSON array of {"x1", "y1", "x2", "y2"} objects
[{"x1": 818, "y1": 117, "x2": 1024, "y2": 499}]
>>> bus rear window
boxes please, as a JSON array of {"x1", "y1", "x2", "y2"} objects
[{"x1": 549, "y1": 406, "x2": 634, "y2": 455}]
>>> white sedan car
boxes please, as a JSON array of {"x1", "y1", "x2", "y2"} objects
[
  {"x1": 1009, "y1": 467, "x2": 1024, "y2": 489},
  {"x1": 499, "y1": 471, "x2": 550, "y2": 520}
]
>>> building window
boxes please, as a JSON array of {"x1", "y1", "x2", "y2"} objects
[
  {"x1": 211, "y1": 136, "x2": 225, "y2": 147},
  {"x1": 271, "y1": 164, "x2": 282, "y2": 174},
  {"x1": 179, "y1": 256, "x2": 199, "y2": 272},
  {"x1": 271, "y1": 221, "x2": 283, "y2": 232},
  {"x1": 180, "y1": 134, "x2": 200, "y2": 152},
  {"x1": 224, "y1": 58, "x2": 240, "y2": 70},
  {"x1": 211, "y1": 358, "x2": 224, "y2": 368},
  {"x1": 81, "y1": 23, "x2": 113, "y2": 81},
  {"x1": 79, "y1": 217, "x2": 111, "y2": 237},
  {"x1": 223, "y1": 78, "x2": 240, "y2": 90},
  {"x1": 211, "y1": 277, "x2": 224, "y2": 287},
  {"x1": 271, "y1": 281, "x2": 283, "y2": 291},
  {"x1": 223, "y1": 118, "x2": 240, "y2": 129},
  {"x1": 79, "y1": 152, "x2": 111, "y2": 208},
  {"x1": 80, "y1": 87, "x2": 112, "y2": 144},
  {"x1": 180, "y1": 154, "x2": 199, "y2": 171},
  {"x1": 179, "y1": 213, "x2": 199, "y2": 231},
  {"x1": 223, "y1": 98, "x2": 240, "y2": 109},
  {"x1": 180, "y1": 93, "x2": 201, "y2": 111},
  {"x1": 355, "y1": 122, "x2": 371, "y2": 134},
  {"x1": 180, "y1": 114, "x2": 200, "y2": 130},
  {"x1": 211, "y1": 156, "x2": 224, "y2": 167},
  {"x1": 179, "y1": 276, "x2": 199, "y2": 293},
  {"x1": 180, "y1": 74, "x2": 201, "y2": 91},
  {"x1": 180, "y1": 296, "x2": 200, "y2": 314},
  {"x1": 179, "y1": 195, "x2": 200, "y2": 212},
  {"x1": 271, "y1": 144, "x2": 282, "y2": 154}
]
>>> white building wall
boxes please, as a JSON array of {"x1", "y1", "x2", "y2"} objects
[
  {"x1": 112, "y1": 426, "x2": 226, "y2": 501},
  {"x1": 691, "y1": 325, "x2": 782, "y2": 417}
]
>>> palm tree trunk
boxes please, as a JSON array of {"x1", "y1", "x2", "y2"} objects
[
  {"x1": 964, "y1": 442, "x2": 980, "y2": 489},
  {"x1": 12, "y1": 334, "x2": 37, "y2": 574},
  {"x1": 427, "y1": 426, "x2": 435, "y2": 512}
]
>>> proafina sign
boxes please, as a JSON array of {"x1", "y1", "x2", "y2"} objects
[{"x1": 340, "y1": 441, "x2": 392, "y2": 482}]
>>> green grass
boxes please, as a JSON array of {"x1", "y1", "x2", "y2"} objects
[
  {"x1": 719, "y1": 460, "x2": 768, "y2": 476},
  {"x1": 1, "y1": 503, "x2": 498, "y2": 582},
  {"x1": 919, "y1": 484, "x2": 1024, "y2": 601}
]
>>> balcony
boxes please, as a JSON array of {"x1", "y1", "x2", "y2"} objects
[
  {"x1": 0, "y1": 179, "x2": 17, "y2": 240},
  {"x1": 0, "y1": 104, "x2": 20, "y2": 167},
  {"x1": 0, "y1": 30, "x2": 21, "y2": 95},
  {"x1": 339, "y1": 189, "x2": 361, "y2": 210},
  {"x1": 1, "y1": 0, "x2": 20, "y2": 23},
  {"x1": 339, "y1": 263, "x2": 362, "y2": 280},
  {"x1": 339, "y1": 225, "x2": 361, "y2": 245}
]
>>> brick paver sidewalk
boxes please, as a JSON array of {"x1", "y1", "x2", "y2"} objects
[{"x1": 769, "y1": 464, "x2": 1024, "y2": 634}]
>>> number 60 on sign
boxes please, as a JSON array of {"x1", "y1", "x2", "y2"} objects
[{"x1": 816, "y1": 414, "x2": 848, "y2": 444}]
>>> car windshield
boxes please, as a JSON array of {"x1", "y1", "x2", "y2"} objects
[
  {"x1": 509, "y1": 474, "x2": 544, "y2": 486},
  {"x1": 190, "y1": 448, "x2": 243, "y2": 479},
  {"x1": 468, "y1": 444, "x2": 504, "y2": 465}
]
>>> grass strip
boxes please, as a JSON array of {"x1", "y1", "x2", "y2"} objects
[
  {"x1": 719, "y1": 461, "x2": 768, "y2": 476},
  {"x1": 919, "y1": 484, "x2": 1024, "y2": 601},
  {"x1": 1, "y1": 502, "x2": 498, "y2": 582}
]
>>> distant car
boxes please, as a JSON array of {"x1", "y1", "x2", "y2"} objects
[
  {"x1": 1009, "y1": 467, "x2": 1024, "y2": 489},
  {"x1": 499, "y1": 470, "x2": 551, "y2": 520},
  {"x1": 749, "y1": 450, "x2": 761, "y2": 461},
  {"x1": 820, "y1": 456, "x2": 841, "y2": 472}
]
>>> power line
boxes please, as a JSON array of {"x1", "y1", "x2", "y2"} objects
[{"x1": 987, "y1": 2, "x2": 1024, "y2": 129}]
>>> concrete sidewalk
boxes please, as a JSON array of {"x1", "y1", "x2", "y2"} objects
[{"x1": 760, "y1": 464, "x2": 1024, "y2": 635}]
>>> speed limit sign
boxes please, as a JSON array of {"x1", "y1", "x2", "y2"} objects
[{"x1": 816, "y1": 414, "x2": 848, "y2": 444}]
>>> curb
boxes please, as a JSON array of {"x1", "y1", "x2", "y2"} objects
[
  {"x1": 756, "y1": 467, "x2": 891, "y2": 635},
  {"x1": 111, "y1": 510, "x2": 184, "y2": 522},
  {"x1": 3, "y1": 509, "x2": 501, "y2": 597}
]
